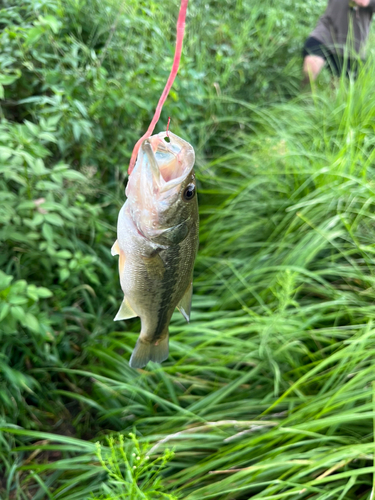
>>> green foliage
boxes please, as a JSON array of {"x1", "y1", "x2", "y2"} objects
[
  {"x1": 2, "y1": 0, "x2": 375, "y2": 499},
  {"x1": 95, "y1": 434, "x2": 177, "y2": 499},
  {"x1": 0, "y1": 269, "x2": 52, "y2": 411},
  {"x1": 0, "y1": 56, "x2": 116, "y2": 443}
]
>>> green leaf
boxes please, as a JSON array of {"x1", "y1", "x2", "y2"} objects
[
  {"x1": 32, "y1": 213, "x2": 45, "y2": 226},
  {"x1": 72, "y1": 122, "x2": 82, "y2": 141},
  {"x1": 33, "y1": 159, "x2": 48, "y2": 175},
  {"x1": 45, "y1": 213, "x2": 64, "y2": 226},
  {"x1": 27, "y1": 231, "x2": 40, "y2": 240},
  {"x1": 17, "y1": 201, "x2": 36, "y2": 210},
  {"x1": 38, "y1": 132, "x2": 58, "y2": 143},
  {"x1": 0, "y1": 146, "x2": 14, "y2": 161},
  {"x1": 36, "y1": 287, "x2": 53, "y2": 298},
  {"x1": 45, "y1": 114, "x2": 62, "y2": 128},
  {"x1": 0, "y1": 303, "x2": 10, "y2": 322},
  {"x1": 56, "y1": 250, "x2": 73, "y2": 259},
  {"x1": 39, "y1": 15, "x2": 61, "y2": 34},
  {"x1": 74, "y1": 100, "x2": 88, "y2": 118},
  {"x1": 35, "y1": 180, "x2": 61, "y2": 190},
  {"x1": 0, "y1": 271, "x2": 13, "y2": 292},
  {"x1": 53, "y1": 164, "x2": 70, "y2": 172},
  {"x1": 10, "y1": 305, "x2": 25, "y2": 321},
  {"x1": 24, "y1": 26, "x2": 44, "y2": 47},
  {"x1": 24, "y1": 120, "x2": 39, "y2": 136},
  {"x1": 42, "y1": 222, "x2": 54, "y2": 242},
  {"x1": 26, "y1": 285, "x2": 39, "y2": 301},
  {"x1": 59, "y1": 268, "x2": 70, "y2": 282},
  {"x1": 8, "y1": 296, "x2": 28, "y2": 305},
  {"x1": 25, "y1": 313, "x2": 39, "y2": 333},
  {"x1": 11, "y1": 280, "x2": 27, "y2": 293},
  {"x1": 61, "y1": 170, "x2": 86, "y2": 181},
  {"x1": 0, "y1": 73, "x2": 19, "y2": 85}
]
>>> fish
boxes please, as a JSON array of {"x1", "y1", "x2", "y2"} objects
[{"x1": 111, "y1": 131, "x2": 199, "y2": 369}]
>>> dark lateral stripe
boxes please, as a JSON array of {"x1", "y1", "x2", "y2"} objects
[{"x1": 152, "y1": 245, "x2": 181, "y2": 342}]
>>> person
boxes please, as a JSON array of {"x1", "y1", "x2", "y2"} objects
[{"x1": 303, "y1": 0, "x2": 375, "y2": 82}]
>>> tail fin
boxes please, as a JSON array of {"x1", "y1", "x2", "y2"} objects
[{"x1": 129, "y1": 335, "x2": 169, "y2": 369}]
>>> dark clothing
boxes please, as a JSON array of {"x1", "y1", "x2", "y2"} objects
[
  {"x1": 303, "y1": 36, "x2": 361, "y2": 76},
  {"x1": 310, "y1": 0, "x2": 375, "y2": 57}
]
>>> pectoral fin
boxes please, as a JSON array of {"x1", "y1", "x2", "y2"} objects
[
  {"x1": 112, "y1": 240, "x2": 126, "y2": 274},
  {"x1": 111, "y1": 240, "x2": 120, "y2": 256},
  {"x1": 177, "y1": 282, "x2": 193, "y2": 322},
  {"x1": 114, "y1": 296, "x2": 138, "y2": 321}
]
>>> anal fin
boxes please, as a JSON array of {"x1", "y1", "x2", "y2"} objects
[
  {"x1": 177, "y1": 282, "x2": 193, "y2": 323},
  {"x1": 114, "y1": 296, "x2": 138, "y2": 321}
]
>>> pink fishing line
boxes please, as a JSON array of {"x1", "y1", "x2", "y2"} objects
[{"x1": 128, "y1": 0, "x2": 189, "y2": 175}]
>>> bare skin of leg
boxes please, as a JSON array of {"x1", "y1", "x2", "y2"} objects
[{"x1": 302, "y1": 55, "x2": 326, "y2": 85}]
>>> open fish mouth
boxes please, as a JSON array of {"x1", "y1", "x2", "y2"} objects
[
  {"x1": 125, "y1": 130, "x2": 196, "y2": 242},
  {"x1": 142, "y1": 131, "x2": 195, "y2": 192}
]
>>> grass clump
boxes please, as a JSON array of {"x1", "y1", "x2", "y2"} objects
[{"x1": 95, "y1": 433, "x2": 176, "y2": 500}]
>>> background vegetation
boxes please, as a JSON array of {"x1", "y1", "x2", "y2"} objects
[{"x1": 1, "y1": 0, "x2": 375, "y2": 498}]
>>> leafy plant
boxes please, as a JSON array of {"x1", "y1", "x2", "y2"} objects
[{"x1": 95, "y1": 434, "x2": 177, "y2": 500}]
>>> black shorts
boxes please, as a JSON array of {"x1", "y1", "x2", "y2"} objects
[{"x1": 303, "y1": 36, "x2": 360, "y2": 77}]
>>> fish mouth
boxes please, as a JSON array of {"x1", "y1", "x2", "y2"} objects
[{"x1": 142, "y1": 131, "x2": 195, "y2": 192}]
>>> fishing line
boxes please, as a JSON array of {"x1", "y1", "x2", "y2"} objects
[{"x1": 128, "y1": 0, "x2": 189, "y2": 174}]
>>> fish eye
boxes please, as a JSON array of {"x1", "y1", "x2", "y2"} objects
[{"x1": 183, "y1": 184, "x2": 196, "y2": 201}]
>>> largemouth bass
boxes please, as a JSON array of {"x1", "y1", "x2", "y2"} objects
[{"x1": 112, "y1": 131, "x2": 199, "y2": 369}]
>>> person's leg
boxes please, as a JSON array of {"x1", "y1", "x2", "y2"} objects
[
  {"x1": 344, "y1": 57, "x2": 362, "y2": 80},
  {"x1": 303, "y1": 55, "x2": 326, "y2": 83},
  {"x1": 302, "y1": 37, "x2": 328, "y2": 86}
]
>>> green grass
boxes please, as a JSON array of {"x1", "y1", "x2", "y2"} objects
[{"x1": 2, "y1": 0, "x2": 375, "y2": 498}]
